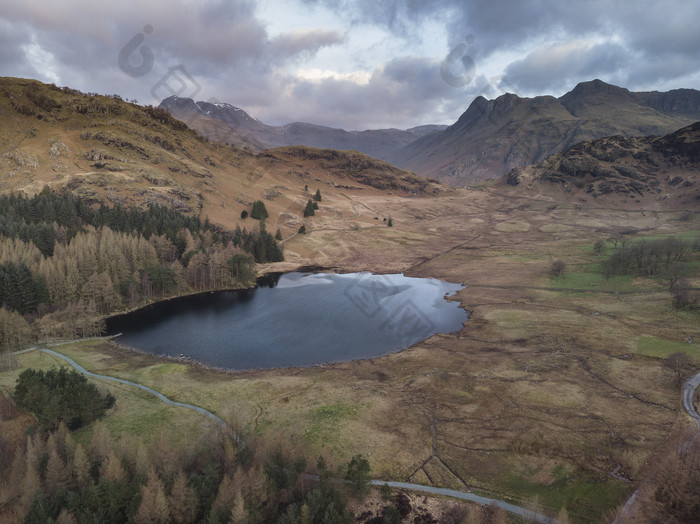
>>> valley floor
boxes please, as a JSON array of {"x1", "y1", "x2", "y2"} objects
[{"x1": 2, "y1": 188, "x2": 699, "y2": 522}]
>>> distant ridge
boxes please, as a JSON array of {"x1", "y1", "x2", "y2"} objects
[
  {"x1": 387, "y1": 79, "x2": 700, "y2": 186},
  {"x1": 159, "y1": 96, "x2": 446, "y2": 161},
  {"x1": 500, "y1": 120, "x2": 700, "y2": 209}
]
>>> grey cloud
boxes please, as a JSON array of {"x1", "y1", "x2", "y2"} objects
[
  {"x1": 1, "y1": 0, "x2": 699, "y2": 131},
  {"x1": 504, "y1": 42, "x2": 629, "y2": 94},
  {"x1": 256, "y1": 56, "x2": 458, "y2": 129},
  {"x1": 0, "y1": 19, "x2": 34, "y2": 75},
  {"x1": 270, "y1": 29, "x2": 345, "y2": 60},
  {"x1": 303, "y1": 0, "x2": 446, "y2": 38},
  {"x1": 311, "y1": 0, "x2": 700, "y2": 97},
  {"x1": 0, "y1": 1, "x2": 345, "y2": 106}
]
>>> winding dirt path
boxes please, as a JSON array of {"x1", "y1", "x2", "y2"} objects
[
  {"x1": 614, "y1": 370, "x2": 700, "y2": 523},
  {"x1": 368, "y1": 480, "x2": 555, "y2": 523},
  {"x1": 31, "y1": 346, "x2": 227, "y2": 428},
  {"x1": 683, "y1": 371, "x2": 700, "y2": 429},
  {"x1": 19, "y1": 345, "x2": 557, "y2": 521}
]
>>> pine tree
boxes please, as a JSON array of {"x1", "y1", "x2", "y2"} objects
[
  {"x1": 300, "y1": 503, "x2": 311, "y2": 524},
  {"x1": 56, "y1": 508, "x2": 78, "y2": 524},
  {"x1": 101, "y1": 450, "x2": 126, "y2": 484},
  {"x1": 313, "y1": 189, "x2": 322, "y2": 202},
  {"x1": 72, "y1": 443, "x2": 91, "y2": 487},
  {"x1": 45, "y1": 439, "x2": 71, "y2": 497},
  {"x1": 304, "y1": 200, "x2": 315, "y2": 217},
  {"x1": 134, "y1": 441, "x2": 151, "y2": 478},
  {"x1": 20, "y1": 435, "x2": 42, "y2": 517},
  {"x1": 90, "y1": 420, "x2": 112, "y2": 463},
  {"x1": 230, "y1": 489, "x2": 247, "y2": 524},
  {"x1": 169, "y1": 470, "x2": 196, "y2": 524},
  {"x1": 250, "y1": 201, "x2": 269, "y2": 220},
  {"x1": 135, "y1": 466, "x2": 170, "y2": 524},
  {"x1": 211, "y1": 474, "x2": 237, "y2": 519}
]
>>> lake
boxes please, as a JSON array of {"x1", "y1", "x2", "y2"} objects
[{"x1": 106, "y1": 272, "x2": 467, "y2": 370}]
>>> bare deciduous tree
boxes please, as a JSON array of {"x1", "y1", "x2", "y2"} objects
[
  {"x1": 551, "y1": 260, "x2": 567, "y2": 277},
  {"x1": 663, "y1": 352, "x2": 692, "y2": 385}
]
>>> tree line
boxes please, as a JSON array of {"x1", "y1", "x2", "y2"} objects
[
  {"x1": 601, "y1": 236, "x2": 699, "y2": 278},
  {"x1": 0, "y1": 413, "x2": 372, "y2": 523},
  {"x1": 0, "y1": 189, "x2": 284, "y2": 350},
  {"x1": 600, "y1": 235, "x2": 699, "y2": 309},
  {"x1": 14, "y1": 367, "x2": 115, "y2": 432}
]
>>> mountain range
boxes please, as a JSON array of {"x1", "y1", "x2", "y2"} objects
[
  {"x1": 0, "y1": 77, "x2": 443, "y2": 230},
  {"x1": 390, "y1": 80, "x2": 700, "y2": 186},
  {"x1": 164, "y1": 80, "x2": 700, "y2": 187},
  {"x1": 2, "y1": 76, "x2": 698, "y2": 220},
  {"x1": 158, "y1": 96, "x2": 446, "y2": 161}
]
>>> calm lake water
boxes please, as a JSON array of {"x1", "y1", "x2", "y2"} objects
[{"x1": 106, "y1": 272, "x2": 467, "y2": 370}]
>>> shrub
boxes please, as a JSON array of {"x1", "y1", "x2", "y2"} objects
[
  {"x1": 551, "y1": 260, "x2": 566, "y2": 277},
  {"x1": 671, "y1": 278, "x2": 697, "y2": 310},
  {"x1": 663, "y1": 352, "x2": 693, "y2": 385}
]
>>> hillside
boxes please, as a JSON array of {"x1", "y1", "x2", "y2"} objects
[
  {"x1": 388, "y1": 79, "x2": 700, "y2": 186},
  {"x1": 1, "y1": 76, "x2": 700, "y2": 523},
  {"x1": 159, "y1": 95, "x2": 446, "y2": 161},
  {"x1": 499, "y1": 121, "x2": 700, "y2": 209},
  {"x1": 0, "y1": 77, "x2": 445, "y2": 235}
]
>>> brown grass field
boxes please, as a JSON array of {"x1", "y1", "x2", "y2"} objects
[{"x1": 3, "y1": 184, "x2": 698, "y2": 522}]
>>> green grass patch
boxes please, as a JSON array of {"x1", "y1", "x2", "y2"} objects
[
  {"x1": 579, "y1": 231, "x2": 700, "y2": 255},
  {"x1": 313, "y1": 403, "x2": 357, "y2": 424},
  {"x1": 630, "y1": 230, "x2": 700, "y2": 243},
  {"x1": 304, "y1": 403, "x2": 359, "y2": 448},
  {"x1": 501, "y1": 472, "x2": 630, "y2": 523},
  {"x1": 549, "y1": 269, "x2": 635, "y2": 291},
  {"x1": 0, "y1": 347, "x2": 218, "y2": 446},
  {"x1": 636, "y1": 335, "x2": 700, "y2": 360}
]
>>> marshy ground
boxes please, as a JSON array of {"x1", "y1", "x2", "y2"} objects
[{"x1": 2, "y1": 187, "x2": 698, "y2": 522}]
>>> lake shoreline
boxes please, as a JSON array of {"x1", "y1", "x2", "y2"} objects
[{"x1": 105, "y1": 270, "x2": 468, "y2": 372}]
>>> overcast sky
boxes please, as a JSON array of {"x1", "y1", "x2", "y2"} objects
[{"x1": 2, "y1": 0, "x2": 699, "y2": 130}]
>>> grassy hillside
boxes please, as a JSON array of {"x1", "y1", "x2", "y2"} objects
[
  {"x1": 0, "y1": 77, "x2": 445, "y2": 236},
  {"x1": 501, "y1": 121, "x2": 700, "y2": 210},
  {"x1": 1, "y1": 77, "x2": 699, "y2": 522}
]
